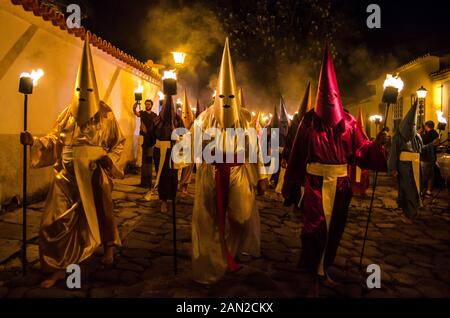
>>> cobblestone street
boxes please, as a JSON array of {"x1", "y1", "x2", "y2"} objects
[{"x1": 0, "y1": 172, "x2": 449, "y2": 298}]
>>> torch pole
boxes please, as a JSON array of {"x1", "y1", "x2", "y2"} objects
[
  {"x1": 359, "y1": 103, "x2": 390, "y2": 271},
  {"x1": 169, "y1": 102, "x2": 177, "y2": 276},
  {"x1": 22, "y1": 94, "x2": 28, "y2": 276},
  {"x1": 172, "y1": 175, "x2": 177, "y2": 276}
]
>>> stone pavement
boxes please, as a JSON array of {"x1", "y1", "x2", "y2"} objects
[{"x1": 0, "y1": 172, "x2": 449, "y2": 298}]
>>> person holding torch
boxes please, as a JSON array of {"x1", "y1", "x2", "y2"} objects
[
  {"x1": 132, "y1": 85, "x2": 157, "y2": 188},
  {"x1": 20, "y1": 35, "x2": 125, "y2": 288}
]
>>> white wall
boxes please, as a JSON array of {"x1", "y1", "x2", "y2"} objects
[{"x1": 0, "y1": 0, "x2": 161, "y2": 205}]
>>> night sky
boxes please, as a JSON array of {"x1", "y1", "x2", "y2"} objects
[{"x1": 55, "y1": 0, "x2": 450, "y2": 109}]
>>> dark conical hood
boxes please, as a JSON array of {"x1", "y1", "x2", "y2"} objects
[
  {"x1": 270, "y1": 104, "x2": 279, "y2": 128},
  {"x1": 357, "y1": 107, "x2": 368, "y2": 139},
  {"x1": 298, "y1": 82, "x2": 313, "y2": 119},
  {"x1": 159, "y1": 95, "x2": 176, "y2": 128},
  {"x1": 195, "y1": 99, "x2": 204, "y2": 118},
  {"x1": 279, "y1": 96, "x2": 289, "y2": 139},
  {"x1": 280, "y1": 96, "x2": 289, "y2": 125},
  {"x1": 314, "y1": 44, "x2": 344, "y2": 127},
  {"x1": 399, "y1": 99, "x2": 418, "y2": 141}
]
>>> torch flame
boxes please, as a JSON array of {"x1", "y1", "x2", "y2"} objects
[
  {"x1": 176, "y1": 98, "x2": 182, "y2": 105},
  {"x1": 134, "y1": 80, "x2": 144, "y2": 93},
  {"x1": 383, "y1": 74, "x2": 404, "y2": 92},
  {"x1": 212, "y1": 90, "x2": 216, "y2": 98},
  {"x1": 20, "y1": 69, "x2": 44, "y2": 86},
  {"x1": 437, "y1": 111, "x2": 447, "y2": 124},
  {"x1": 162, "y1": 70, "x2": 177, "y2": 80},
  {"x1": 157, "y1": 91, "x2": 165, "y2": 99}
]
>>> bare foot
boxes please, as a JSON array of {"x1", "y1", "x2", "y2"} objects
[
  {"x1": 101, "y1": 244, "x2": 114, "y2": 266},
  {"x1": 40, "y1": 270, "x2": 66, "y2": 289},
  {"x1": 161, "y1": 201, "x2": 168, "y2": 213},
  {"x1": 182, "y1": 185, "x2": 188, "y2": 194},
  {"x1": 322, "y1": 273, "x2": 339, "y2": 287},
  {"x1": 401, "y1": 215, "x2": 413, "y2": 225}
]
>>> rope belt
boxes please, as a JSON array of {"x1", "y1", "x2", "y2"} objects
[
  {"x1": 306, "y1": 162, "x2": 348, "y2": 276},
  {"x1": 153, "y1": 140, "x2": 172, "y2": 190},
  {"x1": 399, "y1": 151, "x2": 421, "y2": 198}
]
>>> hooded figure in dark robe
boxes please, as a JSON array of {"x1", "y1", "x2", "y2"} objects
[
  {"x1": 388, "y1": 100, "x2": 431, "y2": 221},
  {"x1": 281, "y1": 82, "x2": 313, "y2": 164},
  {"x1": 282, "y1": 44, "x2": 387, "y2": 295},
  {"x1": 151, "y1": 95, "x2": 184, "y2": 212},
  {"x1": 268, "y1": 104, "x2": 281, "y2": 187}
]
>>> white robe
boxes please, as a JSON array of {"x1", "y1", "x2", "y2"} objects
[{"x1": 191, "y1": 107, "x2": 262, "y2": 284}]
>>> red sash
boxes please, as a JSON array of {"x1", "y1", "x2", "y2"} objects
[{"x1": 214, "y1": 161, "x2": 242, "y2": 272}]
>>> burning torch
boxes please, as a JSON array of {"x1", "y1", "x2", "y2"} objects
[
  {"x1": 359, "y1": 73, "x2": 403, "y2": 271},
  {"x1": 18, "y1": 68, "x2": 44, "y2": 275},
  {"x1": 134, "y1": 80, "x2": 144, "y2": 110}
]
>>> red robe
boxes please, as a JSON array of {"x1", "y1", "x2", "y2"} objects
[{"x1": 282, "y1": 110, "x2": 386, "y2": 274}]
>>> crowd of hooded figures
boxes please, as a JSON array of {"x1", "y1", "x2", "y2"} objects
[{"x1": 20, "y1": 33, "x2": 436, "y2": 296}]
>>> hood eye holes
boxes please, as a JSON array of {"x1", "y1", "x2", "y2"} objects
[
  {"x1": 87, "y1": 88, "x2": 93, "y2": 92},
  {"x1": 219, "y1": 95, "x2": 225, "y2": 99},
  {"x1": 76, "y1": 88, "x2": 81, "y2": 91},
  {"x1": 229, "y1": 95, "x2": 235, "y2": 99}
]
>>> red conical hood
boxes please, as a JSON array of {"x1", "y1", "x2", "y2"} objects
[{"x1": 314, "y1": 44, "x2": 344, "y2": 127}]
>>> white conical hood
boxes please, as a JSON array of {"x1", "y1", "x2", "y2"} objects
[
  {"x1": 213, "y1": 38, "x2": 239, "y2": 128},
  {"x1": 71, "y1": 34, "x2": 100, "y2": 127},
  {"x1": 181, "y1": 89, "x2": 194, "y2": 129}
]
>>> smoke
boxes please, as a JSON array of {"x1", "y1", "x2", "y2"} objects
[
  {"x1": 141, "y1": 2, "x2": 225, "y2": 104},
  {"x1": 138, "y1": 0, "x2": 405, "y2": 116}
]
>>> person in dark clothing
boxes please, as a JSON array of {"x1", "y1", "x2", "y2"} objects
[
  {"x1": 151, "y1": 96, "x2": 184, "y2": 213},
  {"x1": 420, "y1": 121, "x2": 440, "y2": 196},
  {"x1": 133, "y1": 99, "x2": 157, "y2": 187}
]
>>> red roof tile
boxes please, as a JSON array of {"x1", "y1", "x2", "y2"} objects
[{"x1": 11, "y1": 0, "x2": 161, "y2": 83}]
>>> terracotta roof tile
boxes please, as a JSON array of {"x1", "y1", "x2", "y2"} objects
[{"x1": 11, "y1": 0, "x2": 161, "y2": 82}]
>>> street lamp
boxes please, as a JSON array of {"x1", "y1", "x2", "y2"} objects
[
  {"x1": 171, "y1": 51, "x2": 186, "y2": 66},
  {"x1": 369, "y1": 115, "x2": 383, "y2": 135},
  {"x1": 416, "y1": 86, "x2": 427, "y2": 127},
  {"x1": 18, "y1": 68, "x2": 44, "y2": 275}
]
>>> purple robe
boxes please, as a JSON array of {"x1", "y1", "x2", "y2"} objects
[{"x1": 282, "y1": 110, "x2": 386, "y2": 274}]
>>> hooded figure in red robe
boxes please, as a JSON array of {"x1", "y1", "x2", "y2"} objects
[{"x1": 282, "y1": 44, "x2": 387, "y2": 295}]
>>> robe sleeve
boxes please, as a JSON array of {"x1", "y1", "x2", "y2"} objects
[
  {"x1": 354, "y1": 121, "x2": 387, "y2": 172},
  {"x1": 105, "y1": 111, "x2": 126, "y2": 178},
  {"x1": 30, "y1": 107, "x2": 70, "y2": 168},
  {"x1": 282, "y1": 118, "x2": 309, "y2": 206},
  {"x1": 387, "y1": 134, "x2": 401, "y2": 174}
]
